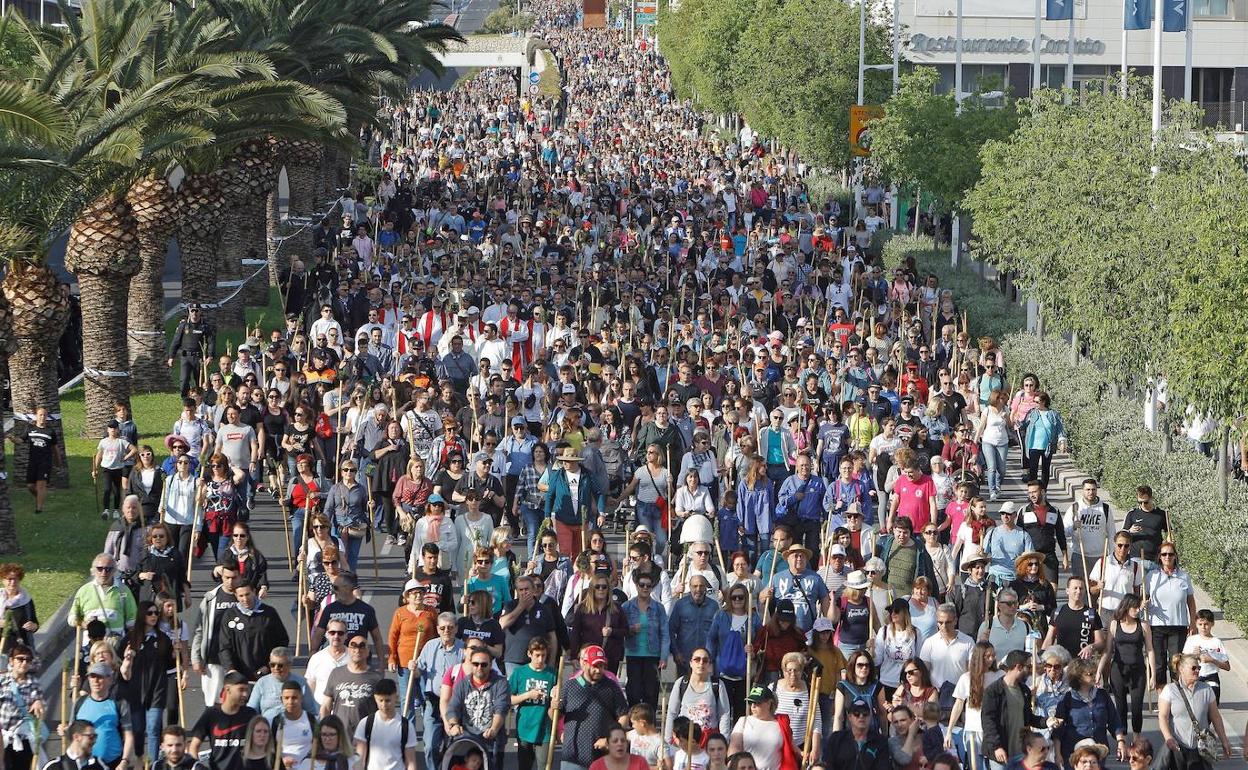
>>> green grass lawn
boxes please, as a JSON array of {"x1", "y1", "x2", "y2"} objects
[{"x1": 16, "y1": 289, "x2": 287, "y2": 616}]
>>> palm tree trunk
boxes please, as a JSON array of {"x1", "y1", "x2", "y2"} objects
[
  {"x1": 215, "y1": 215, "x2": 247, "y2": 328},
  {"x1": 177, "y1": 172, "x2": 228, "y2": 323},
  {"x1": 0, "y1": 393, "x2": 16, "y2": 554},
  {"x1": 242, "y1": 206, "x2": 270, "y2": 308},
  {"x1": 67, "y1": 193, "x2": 141, "y2": 437},
  {"x1": 128, "y1": 245, "x2": 170, "y2": 393},
  {"x1": 266, "y1": 186, "x2": 286, "y2": 292},
  {"x1": 77, "y1": 273, "x2": 136, "y2": 433},
  {"x1": 127, "y1": 176, "x2": 177, "y2": 393},
  {"x1": 287, "y1": 159, "x2": 321, "y2": 255},
  {"x1": 0, "y1": 290, "x2": 19, "y2": 553},
  {"x1": 2, "y1": 261, "x2": 70, "y2": 491}
]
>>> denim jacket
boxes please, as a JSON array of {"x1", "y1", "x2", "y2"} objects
[{"x1": 621, "y1": 598, "x2": 670, "y2": 660}]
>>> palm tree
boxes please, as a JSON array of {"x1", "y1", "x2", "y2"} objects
[
  {"x1": 26, "y1": 0, "x2": 291, "y2": 434},
  {"x1": 127, "y1": 174, "x2": 177, "y2": 393},
  {"x1": 203, "y1": 0, "x2": 461, "y2": 292}
]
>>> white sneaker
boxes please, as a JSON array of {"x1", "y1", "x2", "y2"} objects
[{"x1": 111, "y1": 509, "x2": 120, "y2": 520}]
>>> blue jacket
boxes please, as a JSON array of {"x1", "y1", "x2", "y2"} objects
[
  {"x1": 621, "y1": 598, "x2": 670, "y2": 660},
  {"x1": 1025, "y1": 409, "x2": 1066, "y2": 452},
  {"x1": 737, "y1": 480, "x2": 774, "y2": 536},
  {"x1": 706, "y1": 608, "x2": 762, "y2": 676},
  {"x1": 544, "y1": 467, "x2": 599, "y2": 525},
  {"x1": 1055, "y1": 687, "x2": 1124, "y2": 751},
  {"x1": 669, "y1": 595, "x2": 718, "y2": 661},
  {"x1": 777, "y1": 473, "x2": 828, "y2": 522}
]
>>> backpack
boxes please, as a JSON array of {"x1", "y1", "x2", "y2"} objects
[
  {"x1": 676, "y1": 675, "x2": 726, "y2": 731},
  {"x1": 714, "y1": 622, "x2": 749, "y2": 679},
  {"x1": 360, "y1": 712, "x2": 411, "y2": 766}
]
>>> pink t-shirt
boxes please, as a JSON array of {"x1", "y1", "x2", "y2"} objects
[
  {"x1": 945, "y1": 499, "x2": 971, "y2": 538},
  {"x1": 895, "y1": 475, "x2": 937, "y2": 530}
]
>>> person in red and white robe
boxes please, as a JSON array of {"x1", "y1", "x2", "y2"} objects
[
  {"x1": 529, "y1": 306, "x2": 551, "y2": 361},
  {"x1": 416, "y1": 304, "x2": 447, "y2": 349},
  {"x1": 396, "y1": 316, "x2": 423, "y2": 360},
  {"x1": 498, "y1": 305, "x2": 532, "y2": 381}
]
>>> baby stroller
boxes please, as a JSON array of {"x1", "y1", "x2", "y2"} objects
[{"x1": 440, "y1": 734, "x2": 494, "y2": 770}]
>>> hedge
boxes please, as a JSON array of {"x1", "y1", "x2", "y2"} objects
[
  {"x1": 1002, "y1": 332, "x2": 1248, "y2": 625},
  {"x1": 914, "y1": 250, "x2": 1028, "y2": 344}
]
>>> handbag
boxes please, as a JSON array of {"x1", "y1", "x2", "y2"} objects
[
  {"x1": 644, "y1": 465, "x2": 669, "y2": 529},
  {"x1": 1174, "y1": 680, "x2": 1219, "y2": 765}
]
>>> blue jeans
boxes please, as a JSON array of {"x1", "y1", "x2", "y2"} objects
[
  {"x1": 521, "y1": 505, "x2": 545, "y2": 558},
  {"x1": 291, "y1": 507, "x2": 306, "y2": 561},
  {"x1": 635, "y1": 501, "x2": 667, "y2": 555},
  {"x1": 397, "y1": 667, "x2": 419, "y2": 718},
  {"x1": 423, "y1": 695, "x2": 446, "y2": 770},
  {"x1": 131, "y1": 706, "x2": 162, "y2": 759},
  {"x1": 344, "y1": 532, "x2": 364, "y2": 573},
  {"x1": 982, "y1": 441, "x2": 1007, "y2": 493}
]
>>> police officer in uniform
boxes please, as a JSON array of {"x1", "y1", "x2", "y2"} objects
[{"x1": 167, "y1": 304, "x2": 216, "y2": 398}]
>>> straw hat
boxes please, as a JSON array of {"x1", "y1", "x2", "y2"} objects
[
  {"x1": 959, "y1": 546, "x2": 989, "y2": 572},
  {"x1": 845, "y1": 570, "x2": 871, "y2": 590},
  {"x1": 1014, "y1": 551, "x2": 1046, "y2": 573}
]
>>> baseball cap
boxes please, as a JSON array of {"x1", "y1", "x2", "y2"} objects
[
  {"x1": 511, "y1": 416, "x2": 527, "y2": 427},
  {"x1": 775, "y1": 598, "x2": 797, "y2": 620},
  {"x1": 403, "y1": 579, "x2": 426, "y2": 594},
  {"x1": 562, "y1": 383, "x2": 577, "y2": 394},
  {"x1": 86, "y1": 663, "x2": 113, "y2": 678},
  {"x1": 745, "y1": 686, "x2": 775, "y2": 704},
  {"x1": 428, "y1": 493, "x2": 445, "y2": 506},
  {"x1": 582, "y1": 645, "x2": 607, "y2": 668},
  {"x1": 813, "y1": 617, "x2": 836, "y2": 633},
  {"x1": 847, "y1": 699, "x2": 872, "y2": 714},
  {"x1": 829, "y1": 544, "x2": 847, "y2": 557}
]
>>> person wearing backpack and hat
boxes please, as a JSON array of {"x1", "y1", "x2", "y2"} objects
[
  {"x1": 543, "y1": 448, "x2": 601, "y2": 560},
  {"x1": 760, "y1": 544, "x2": 830, "y2": 637}
]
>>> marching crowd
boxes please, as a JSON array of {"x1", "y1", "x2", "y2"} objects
[{"x1": 0, "y1": 4, "x2": 1241, "y2": 770}]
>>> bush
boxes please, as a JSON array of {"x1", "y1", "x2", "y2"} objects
[
  {"x1": 912, "y1": 250, "x2": 1028, "y2": 344},
  {"x1": 480, "y1": 8, "x2": 534, "y2": 33},
  {"x1": 881, "y1": 233, "x2": 935, "y2": 273},
  {"x1": 1001, "y1": 331, "x2": 1248, "y2": 625}
]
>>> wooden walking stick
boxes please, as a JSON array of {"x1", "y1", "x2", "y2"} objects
[
  {"x1": 172, "y1": 601, "x2": 187, "y2": 726},
  {"x1": 273, "y1": 723, "x2": 284, "y2": 770},
  {"x1": 802, "y1": 672, "x2": 821, "y2": 766},
  {"x1": 1096, "y1": 533, "x2": 1110, "y2": 614},
  {"x1": 186, "y1": 485, "x2": 202, "y2": 583},
  {"x1": 543, "y1": 653, "x2": 566, "y2": 770},
  {"x1": 365, "y1": 472, "x2": 379, "y2": 580},
  {"x1": 402, "y1": 628, "x2": 426, "y2": 718},
  {"x1": 278, "y1": 471, "x2": 294, "y2": 573},
  {"x1": 745, "y1": 592, "x2": 755, "y2": 691}
]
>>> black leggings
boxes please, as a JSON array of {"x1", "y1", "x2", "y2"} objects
[
  {"x1": 5, "y1": 743, "x2": 33, "y2": 770},
  {"x1": 101, "y1": 467, "x2": 125, "y2": 511},
  {"x1": 624, "y1": 656, "x2": 660, "y2": 710},
  {"x1": 1109, "y1": 661, "x2": 1146, "y2": 735},
  {"x1": 1152, "y1": 625, "x2": 1189, "y2": 687},
  {"x1": 1026, "y1": 449, "x2": 1054, "y2": 489}
]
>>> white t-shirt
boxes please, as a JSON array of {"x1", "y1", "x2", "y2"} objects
[
  {"x1": 353, "y1": 713, "x2": 416, "y2": 770},
  {"x1": 1182, "y1": 635, "x2": 1229, "y2": 679},
  {"x1": 731, "y1": 716, "x2": 783, "y2": 770},
  {"x1": 307, "y1": 647, "x2": 349, "y2": 704},
  {"x1": 952, "y1": 669, "x2": 1003, "y2": 733},
  {"x1": 278, "y1": 711, "x2": 315, "y2": 770}
]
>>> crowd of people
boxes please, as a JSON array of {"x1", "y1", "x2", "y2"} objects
[{"x1": 3, "y1": 4, "x2": 1243, "y2": 770}]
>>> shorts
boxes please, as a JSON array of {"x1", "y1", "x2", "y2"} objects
[{"x1": 26, "y1": 456, "x2": 51, "y2": 484}]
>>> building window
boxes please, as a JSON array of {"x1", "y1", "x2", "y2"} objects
[{"x1": 1195, "y1": 0, "x2": 1231, "y2": 17}]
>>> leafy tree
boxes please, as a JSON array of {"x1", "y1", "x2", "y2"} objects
[
  {"x1": 732, "y1": 0, "x2": 889, "y2": 166},
  {"x1": 480, "y1": 8, "x2": 534, "y2": 33},
  {"x1": 1161, "y1": 134, "x2": 1248, "y2": 422},
  {"x1": 965, "y1": 79, "x2": 1189, "y2": 382},
  {"x1": 869, "y1": 67, "x2": 1018, "y2": 215}
]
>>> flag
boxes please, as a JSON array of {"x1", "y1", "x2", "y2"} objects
[
  {"x1": 1046, "y1": 0, "x2": 1073, "y2": 19},
  {"x1": 1164, "y1": 0, "x2": 1187, "y2": 31},
  {"x1": 1124, "y1": 0, "x2": 1151, "y2": 29}
]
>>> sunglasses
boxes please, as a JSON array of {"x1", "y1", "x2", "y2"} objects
[
  {"x1": 326, "y1": 630, "x2": 345, "y2": 636},
  {"x1": 348, "y1": 642, "x2": 369, "y2": 649}
]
